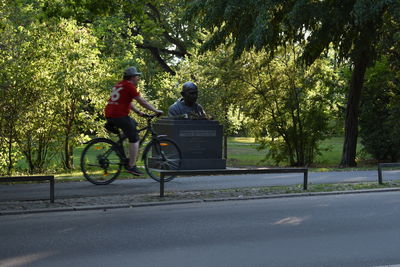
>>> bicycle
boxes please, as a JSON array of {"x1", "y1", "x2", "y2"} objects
[{"x1": 80, "y1": 114, "x2": 182, "y2": 185}]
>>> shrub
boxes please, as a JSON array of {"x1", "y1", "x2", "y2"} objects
[{"x1": 359, "y1": 59, "x2": 400, "y2": 162}]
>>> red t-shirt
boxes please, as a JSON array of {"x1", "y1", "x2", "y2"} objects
[{"x1": 104, "y1": 80, "x2": 140, "y2": 118}]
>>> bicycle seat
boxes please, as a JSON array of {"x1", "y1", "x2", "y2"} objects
[{"x1": 104, "y1": 122, "x2": 120, "y2": 134}]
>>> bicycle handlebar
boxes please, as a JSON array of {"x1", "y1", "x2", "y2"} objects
[{"x1": 142, "y1": 113, "x2": 162, "y2": 119}]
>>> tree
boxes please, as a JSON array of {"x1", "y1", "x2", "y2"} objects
[
  {"x1": 46, "y1": 20, "x2": 111, "y2": 169},
  {"x1": 359, "y1": 58, "x2": 400, "y2": 162},
  {"x1": 41, "y1": 0, "x2": 199, "y2": 75},
  {"x1": 0, "y1": 1, "x2": 110, "y2": 173},
  {"x1": 241, "y1": 48, "x2": 338, "y2": 166},
  {"x1": 187, "y1": 0, "x2": 400, "y2": 166},
  {"x1": 0, "y1": 0, "x2": 44, "y2": 174},
  {"x1": 0, "y1": 21, "x2": 59, "y2": 173}
]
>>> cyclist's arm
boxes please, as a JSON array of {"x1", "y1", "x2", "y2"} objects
[
  {"x1": 134, "y1": 96, "x2": 163, "y2": 115},
  {"x1": 130, "y1": 103, "x2": 145, "y2": 116}
]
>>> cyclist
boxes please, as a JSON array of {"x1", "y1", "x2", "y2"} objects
[{"x1": 104, "y1": 66, "x2": 163, "y2": 175}]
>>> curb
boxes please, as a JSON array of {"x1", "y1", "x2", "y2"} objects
[
  {"x1": 202, "y1": 187, "x2": 400, "y2": 202},
  {"x1": 1, "y1": 187, "x2": 400, "y2": 216},
  {"x1": 0, "y1": 199, "x2": 203, "y2": 216}
]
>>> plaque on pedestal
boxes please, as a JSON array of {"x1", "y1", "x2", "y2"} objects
[{"x1": 153, "y1": 119, "x2": 226, "y2": 170}]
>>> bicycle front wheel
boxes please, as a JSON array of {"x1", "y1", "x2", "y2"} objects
[
  {"x1": 143, "y1": 138, "x2": 182, "y2": 182},
  {"x1": 80, "y1": 138, "x2": 122, "y2": 185}
]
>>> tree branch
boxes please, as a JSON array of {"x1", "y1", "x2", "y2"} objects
[
  {"x1": 145, "y1": 3, "x2": 190, "y2": 56},
  {"x1": 145, "y1": 45, "x2": 176, "y2": 75},
  {"x1": 136, "y1": 43, "x2": 187, "y2": 57}
]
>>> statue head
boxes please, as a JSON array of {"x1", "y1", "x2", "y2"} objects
[{"x1": 181, "y1": 82, "x2": 198, "y2": 106}]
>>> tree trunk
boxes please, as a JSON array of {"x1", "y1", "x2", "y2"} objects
[
  {"x1": 64, "y1": 105, "x2": 75, "y2": 170},
  {"x1": 340, "y1": 51, "x2": 369, "y2": 167},
  {"x1": 6, "y1": 131, "x2": 13, "y2": 175},
  {"x1": 64, "y1": 133, "x2": 75, "y2": 170}
]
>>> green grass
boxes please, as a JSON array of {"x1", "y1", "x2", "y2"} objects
[
  {"x1": 314, "y1": 137, "x2": 344, "y2": 166},
  {"x1": 226, "y1": 136, "x2": 375, "y2": 170},
  {"x1": 226, "y1": 137, "x2": 267, "y2": 167}
]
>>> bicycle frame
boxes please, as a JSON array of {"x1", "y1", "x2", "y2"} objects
[
  {"x1": 138, "y1": 118, "x2": 167, "y2": 160},
  {"x1": 113, "y1": 115, "x2": 161, "y2": 161},
  {"x1": 141, "y1": 116, "x2": 161, "y2": 138}
]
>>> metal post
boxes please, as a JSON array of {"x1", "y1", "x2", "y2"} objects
[
  {"x1": 378, "y1": 164, "x2": 383, "y2": 184},
  {"x1": 303, "y1": 169, "x2": 308, "y2": 190},
  {"x1": 50, "y1": 176, "x2": 55, "y2": 203},
  {"x1": 160, "y1": 173, "x2": 164, "y2": 197}
]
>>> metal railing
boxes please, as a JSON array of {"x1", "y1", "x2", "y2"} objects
[
  {"x1": 0, "y1": 176, "x2": 55, "y2": 203},
  {"x1": 157, "y1": 168, "x2": 308, "y2": 197}
]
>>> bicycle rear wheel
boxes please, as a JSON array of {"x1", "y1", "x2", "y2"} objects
[
  {"x1": 143, "y1": 138, "x2": 182, "y2": 182},
  {"x1": 80, "y1": 138, "x2": 122, "y2": 185}
]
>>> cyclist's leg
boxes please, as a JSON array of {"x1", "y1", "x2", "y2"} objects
[
  {"x1": 128, "y1": 141, "x2": 140, "y2": 167},
  {"x1": 107, "y1": 116, "x2": 141, "y2": 173}
]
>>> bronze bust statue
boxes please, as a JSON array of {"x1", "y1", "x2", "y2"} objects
[{"x1": 168, "y1": 82, "x2": 206, "y2": 119}]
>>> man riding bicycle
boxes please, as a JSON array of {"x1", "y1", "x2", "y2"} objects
[{"x1": 104, "y1": 66, "x2": 163, "y2": 175}]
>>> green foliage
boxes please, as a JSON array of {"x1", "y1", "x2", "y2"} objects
[
  {"x1": 188, "y1": 0, "x2": 397, "y2": 64},
  {"x1": 359, "y1": 58, "x2": 400, "y2": 161},
  {"x1": 188, "y1": 0, "x2": 400, "y2": 167},
  {"x1": 39, "y1": 0, "x2": 203, "y2": 112},
  {"x1": 0, "y1": 1, "x2": 45, "y2": 174},
  {"x1": 173, "y1": 40, "x2": 343, "y2": 166},
  {"x1": 173, "y1": 44, "x2": 248, "y2": 136},
  {"x1": 0, "y1": 3, "x2": 110, "y2": 174},
  {"x1": 237, "y1": 47, "x2": 339, "y2": 166},
  {"x1": 48, "y1": 19, "x2": 112, "y2": 169},
  {"x1": 41, "y1": 0, "x2": 199, "y2": 75},
  {"x1": 142, "y1": 71, "x2": 179, "y2": 111}
]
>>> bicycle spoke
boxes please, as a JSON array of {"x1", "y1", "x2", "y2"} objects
[
  {"x1": 159, "y1": 159, "x2": 180, "y2": 169},
  {"x1": 143, "y1": 138, "x2": 182, "y2": 182},
  {"x1": 81, "y1": 139, "x2": 122, "y2": 185}
]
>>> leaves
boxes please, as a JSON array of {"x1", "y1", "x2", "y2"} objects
[
  {"x1": 359, "y1": 57, "x2": 400, "y2": 161},
  {"x1": 0, "y1": 4, "x2": 110, "y2": 173}
]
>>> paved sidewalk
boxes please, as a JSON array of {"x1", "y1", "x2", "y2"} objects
[{"x1": 1, "y1": 169, "x2": 400, "y2": 214}]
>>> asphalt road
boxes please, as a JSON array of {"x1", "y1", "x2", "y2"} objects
[
  {"x1": 1, "y1": 169, "x2": 400, "y2": 201},
  {"x1": 1, "y1": 191, "x2": 400, "y2": 266}
]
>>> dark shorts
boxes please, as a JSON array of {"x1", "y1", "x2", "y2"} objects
[{"x1": 106, "y1": 116, "x2": 139, "y2": 143}]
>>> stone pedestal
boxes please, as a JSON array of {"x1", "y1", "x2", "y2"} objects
[{"x1": 153, "y1": 119, "x2": 226, "y2": 170}]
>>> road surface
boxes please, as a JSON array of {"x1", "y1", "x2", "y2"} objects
[{"x1": 1, "y1": 191, "x2": 400, "y2": 266}]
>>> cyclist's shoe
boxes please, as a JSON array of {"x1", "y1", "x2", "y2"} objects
[{"x1": 126, "y1": 166, "x2": 144, "y2": 176}]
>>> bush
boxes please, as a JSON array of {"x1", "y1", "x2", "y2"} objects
[{"x1": 359, "y1": 59, "x2": 400, "y2": 162}]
